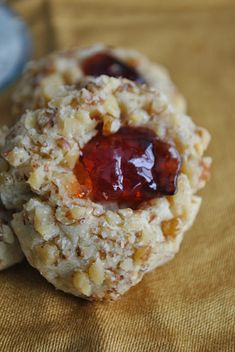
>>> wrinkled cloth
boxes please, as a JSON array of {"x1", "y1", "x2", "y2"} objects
[{"x1": 0, "y1": 1, "x2": 234, "y2": 351}]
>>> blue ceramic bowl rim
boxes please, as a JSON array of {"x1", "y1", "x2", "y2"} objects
[{"x1": 0, "y1": 4, "x2": 32, "y2": 91}]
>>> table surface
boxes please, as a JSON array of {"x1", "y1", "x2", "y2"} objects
[{"x1": 0, "y1": 1, "x2": 234, "y2": 351}]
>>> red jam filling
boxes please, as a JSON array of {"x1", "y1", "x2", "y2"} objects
[
  {"x1": 74, "y1": 127, "x2": 181, "y2": 205},
  {"x1": 81, "y1": 52, "x2": 145, "y2": 84}
]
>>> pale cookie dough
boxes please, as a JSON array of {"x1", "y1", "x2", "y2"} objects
[
  {"x1": 0, "y1": 126, "x2": 24, "y2": 270},
  {"x1": 12, "y1": 43, "x2": 186, "y2": 117},
  {"x1": 0, "y1": 207, "x2": 24, "y2": 270},
  {"x1": 1, "y1": 76, "x2": 211, "y2": 300}
]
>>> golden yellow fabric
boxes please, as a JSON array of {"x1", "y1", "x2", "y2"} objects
[{"x1": 0, "y1": 1, "x2": 234, "y2": 351}]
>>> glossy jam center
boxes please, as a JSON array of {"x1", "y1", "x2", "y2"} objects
[
  {"x1": 74, "y1": 127, "x2": 181, "y2": 205},
  {"x1": 81, "y1": 52, "x2": 145, "y2": 84}
]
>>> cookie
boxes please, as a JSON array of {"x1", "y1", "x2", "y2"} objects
[
  {"x1": 0, "y1": 207, "x2": 24, "y2": 270},
  {"x1": 0, "y1": 126, "x2": 24, "y2": 270},
  {"x1": 2, "y1": 76, "x2": 211, "y2": 300},
  {"x1": 12, "y1": 44, "x2": 186, "y2": 117}
]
